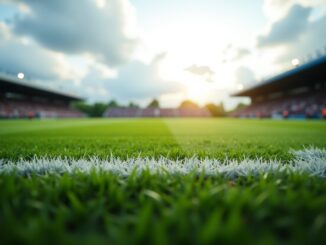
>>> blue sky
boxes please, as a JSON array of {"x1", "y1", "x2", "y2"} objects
[
  {"x1": 0, "y1": 0, "x2": 326, "y2": 109},
  {"x1": 134, "y1": 0, "x2": 265, "y2": 31},
  {"x1": 0, "y1": 5, "x2": 15, "y2": 20}
]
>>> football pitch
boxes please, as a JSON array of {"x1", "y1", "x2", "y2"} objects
[{"x1": 1, "y1": 118, "x2": 326, "y2": 244}]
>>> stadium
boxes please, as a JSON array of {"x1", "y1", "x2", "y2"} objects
[
  {"x1": 0, "y1": 74, "x2": 84, "y2": 118},
  {"x1": 232, "y1": 56, "x2": 326, "y2": 119},
  {"x1": 1, "y1": 1, "x2": 326, "y2": 245},
  {"x1": 2, "y1": 55, "x2": 326, "y2": 120}
]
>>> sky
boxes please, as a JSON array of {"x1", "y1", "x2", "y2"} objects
[{"x1": 0, "y1": 0, "x2": 326, "y2": 109}]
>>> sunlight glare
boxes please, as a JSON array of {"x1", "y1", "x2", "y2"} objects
[
  {"x1": 96, "y1": 0, "x2": 106, "y2": 9},
  {"x1": 185, "y1": 81, "x2": 211, "y2": 105},
  {"x1": 291, "y1": 58, "x2": 300, "y2": 67},
  {"x1": 17, "y1": 73, "x2": 25, "y2": 80},
  {"x1": 237, "y1": 84, "x2": 244, "y2": 91}
]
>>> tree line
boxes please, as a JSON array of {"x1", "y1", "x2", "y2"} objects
[{"x1": 73, "y1": 99, "x2": 227, "y2": 117}]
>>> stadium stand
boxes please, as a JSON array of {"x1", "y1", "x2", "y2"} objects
[
  {"x1": 0, "y1": 74, "x2": 84, "y2": 119},
  {"x1": 232, "y1": 56, "x2": 326, "y2": 119},
  {"x1": 103, "y1": 108, "x2": 211, "y2": 118}
]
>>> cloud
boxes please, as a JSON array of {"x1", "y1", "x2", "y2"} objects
[
  {"x1": 235, "y1": 67, "x2": 256, "y2": 89},
  {"x1": 185, "y1": 65, "x2": 214, "y2": 76},
  {"x1": 78, "y1": 69, "x2": 111, "y2": 101},
  {"x1": 0, "y1": 22, "x2": 10, "y2": 39},
  {"x1": 221, "y1": 45, "x2": 251, "y2": 63},
  {"x1": 263, "y1": 0, "x2": 326, "y2": 21},
  {"x1": 234, "y1": 48, "x2": 251, "y2": 60},
  {"x1": 11, "y1": 0, "x2": 138, "y2": 66},
  {"x1": 86, "y1": 53, "x2": 184, "y2": 101},
  {"x1": 258, "y1": 4, "x2": 312, "y2": 47},
  {"x1": 1, "y1": 13, "x2": 177, "y2": 104},
  {"x1": 276, "y1": 14, "x2": 326, "y2": 63},
  {"x1": 257, "y1": 2, "x2": 326, "y2": 64},
  {"x1": 0, "y1": 23, "x2": 75, "y2": 81},
  {"x1": 185, "y1": 64, "x2": 214, "y2": 82},
  {"x1": 0, "y1": 0, "x2": 142, "y2": 101},
  {"x1": 0, "y1": 42, "x2": 58, "y2": 80}
]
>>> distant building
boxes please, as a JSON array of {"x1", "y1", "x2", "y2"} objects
[
  {"x1": 103, "y1": 107, "x2": 211, "y2": 118},
  {"x1": 232, "y1": 56, "x2": 326, "y2": 119},
  {"x1": 0, "y1": 74, "x2": 84, "y2": 118}
]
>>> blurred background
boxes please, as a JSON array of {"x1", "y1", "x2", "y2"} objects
[{"x1": 0, "y1": 0, "x2": 326, "y2": 119}]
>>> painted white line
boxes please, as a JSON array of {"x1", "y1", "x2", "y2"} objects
[{"x1": 0, "y1": 148, "x2": 325, "y2": 178}]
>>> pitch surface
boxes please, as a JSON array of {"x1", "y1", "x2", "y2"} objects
[{"x1": 1, "y1": 119, "x2": 326, "y2": 244}]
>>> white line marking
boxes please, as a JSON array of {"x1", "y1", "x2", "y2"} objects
[{"x1": 0, "y1": 148, "x2": 325, "y2": 178}]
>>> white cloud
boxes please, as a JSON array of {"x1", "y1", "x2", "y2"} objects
[
  {"x1": 185, "y1": 64, "x2": 214, "y2": 82},
  {"x1": 102, "y1": 53, "x2": 184, "y2": 102},
  {"x1": 12, "y1": 0, "x2": 138, "y2": 66},
  {"x1": 276, "y1": 15, "x2": 326, "y2": 63},
  {"x1": 0, "y1": 23, "x2": 76, "y2": 81},
  {"x1": 0, "y1": 22, "x2": 10, "y2": 39},
  {"x1": 258, "y1": 3, "x2": 326, "y2": 64},
  {"x1": 185, "y1": 65, "x2": 214, "y2": 76},
  {"x1": 222, "y1": 44, "x2": 251, "y2": 63},
  {"x1": 0, "y1": 0, "x2": 141, "y2": 101},
  {"x1": 258, "y1": 5, "x2": 312, "y2": 48},
  {"x1": 235, "y1": 67, "x2": 256, "y2": 90},
  {"x1": 263, "y1": 0, "x2": 326, "y2": 21}
]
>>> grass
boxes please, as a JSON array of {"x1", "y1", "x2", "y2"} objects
[
  {"x1": 1, "y1": 118, "x2": 326, "y2": 160},
  {"x1": 1, "y1": 118, "x2": 326, "y2": 244}
]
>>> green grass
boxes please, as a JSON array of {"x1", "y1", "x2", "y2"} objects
[
  {"x1": 1, "y1": 118, "x2": 326, "y2": 244},
  {"x1": 1, "y1": 118, "x2": 326, "y2": 160}
]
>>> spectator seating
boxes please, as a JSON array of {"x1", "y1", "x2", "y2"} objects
[
  {"x1": 0, "y1": 100, "x2": 84, "y2": 118},
  {"x1": 103, "y1": 108, "x2": 211, "y2": 118},
  {"x1": 232, "y1": 90, "x2": 326, "y2": 119}
]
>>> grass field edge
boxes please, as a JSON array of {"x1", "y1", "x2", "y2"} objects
[{"x1": 1, "y1": 148, "x2": 325, "y2": 178}]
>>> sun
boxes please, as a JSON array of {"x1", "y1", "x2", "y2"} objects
[
  {"x1": 157, "y1": 58, "x2": 215, "y2": 105},
  {"x1": 184, "y1": 80, "x2": 211, "y2": 105}
]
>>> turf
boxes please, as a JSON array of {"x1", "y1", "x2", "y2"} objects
[
  {"x1": 1, "y1": 118, "x2": 326, "y2": 244},
  {"x1": 1, "y1": 173, "x2": 326, "y2": 244},
  {"x1": 1, "y1": 118, "x2": 326, "y2": 160}
]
